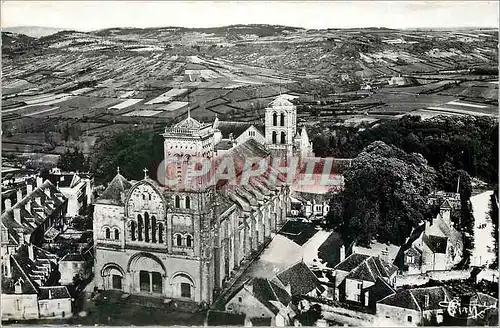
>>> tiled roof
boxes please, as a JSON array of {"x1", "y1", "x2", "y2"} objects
[
  {"x1": 378, "y1": 286, "x2": 451, "y2": 311},
  {"x1": 46, "y1": 173, "x2": 76, "y2": 188},
  {"x1": 38, "y1": 286, "x2": 71, "y2": 300},
  {"x1": 423, "y1": 234, "x2": 448, "y2": 254},
  {"x1": 95, "y1": 173, "x2": 132, "y2": 205},
  {"x1": 1, "y1": 256, "x2": 38, "y2": 294},
  {"x1": 206, "y1": 310, "x2": 245, "y2": 326},
  {"x1": 60, "y1": 253, "x2": 85, "y2": 262},
  {"x1": 276, "y1": 261, "x2": 320, "y2": 296},
  {"x1": 366, "y1": 277, "x2": 395, "y2": 303},
  {"x1": 378, "y1": 289, "x2": 420, "y2": 310},
  {"x1": 341, "y1": 254, "x2": 398, "y2": 283},
  {"x1": 214, "y1": 139, "x2": 234, "y2": 151},
  {"x1": 334, "y1": 253, "x2": 370, "y2": 272},
  {"x1": 1, "y1": 180, "x2": 67, "y2": 239},
  {"x1": 250, "y1": 317, "x2": 272, "y2": 326}
]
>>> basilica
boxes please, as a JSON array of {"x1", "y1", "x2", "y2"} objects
[{"x1": 92, "y1": 95, "x2": 314, "y2": 304}]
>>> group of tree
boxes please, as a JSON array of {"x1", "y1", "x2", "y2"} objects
[
  {"x1": 314, "y1": 115, "x2": 498, "y2": 185},
  {"x1": 88, "y1": 131, "x2": 164, "y2": 185},
  {"x1": 58, "y1": 148, "x2": 88, "y2": 172},
  {"x1": 326, "y1": 141, "x2": 438, "y2": 247}
]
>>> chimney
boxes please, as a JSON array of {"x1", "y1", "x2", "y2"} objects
[
  {"x1": 17, "y1": 189, "x2": 23, "y2": 204},
  {"x1": 285, "y1": 283, "x2": 292, "y2": 296},
  {"x1": 36, "y1": 176, "x2": 43, "y2": 188},
  {"x1": 14, "y1": 279, "x2": 22, "y2": 294},
  {"x1": 48, "y1": 289, "x2": 53, "y2": 299},
  {"x1": 340, "y1": 244, "x2": 346, "y2": 262},
  {"x1": 4, "y1": 199, "x2": 12, "y2": 210},
  {"x1": 13, "y1": 208, "x2": 21, "y2": 224},
  {"x1": 26, "y1": 183, "x2": 33, "y2": 194},
  {"x1": 28, "y1": 244, "x2": 34, "y2": 261},
  {"x1": 25, "y1": 200, "x2": 32, "y2": 214}
]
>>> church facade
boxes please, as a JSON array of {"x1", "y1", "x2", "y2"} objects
[{"x1": 93, "y1": 96, "x2": 313, "y2": 304}]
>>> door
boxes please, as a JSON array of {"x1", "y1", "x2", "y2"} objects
[{"x1": 112, "y1": 275, "x2": 122, "y2": 290}]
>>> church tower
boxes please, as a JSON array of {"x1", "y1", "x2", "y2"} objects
[
  {"x1": 161, "y1": 113, "x2": 217, "y2": 304},
  {"x1": 265, "y1": 96, "x2": 297, "y2": 156}
]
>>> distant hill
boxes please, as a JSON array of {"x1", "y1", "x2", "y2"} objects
[{"x1": 2, "y1": 26, "x2": 68, "y2": 38}]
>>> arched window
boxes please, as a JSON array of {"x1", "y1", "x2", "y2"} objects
[
  {"x1": 280, "y1": 112, "x2": 285, "y2": 126},
  {"x1": 272, "y1": 131, "x2": 277, "y2": 144},
  {"x1": 142, "y1": 194, "x2": 146, "y2": 200},
  {"x1": 138, "y1": 214, "x2": 143, "y2": 241},
  {"x1": 174, "y1": 195, "x2": 181, "y2": 208},
  {"x1": 158, "y1": 223, "x2": 164, "y2": 243},
  {"x1": 130, "y1": 221, "x2": 136, "y2": 241},
  {"x1": 186, "y1": 235, "x2": 193, "y2": 248},
  {"x1": 144, "y1": 212, "x2": 150, "y2": 242},
  {"x1": 114, "y1": 228, "x2": 120, "y2": 240},
  {"x1": 105, "y1": 228, "x2": 110, "y2": 239},
  {"x1": 185, "y1": 196, "x2": 191, "y2": 209},
  {"x1": 151, "y1": 216, "x2": 157, "y2": 243},
  {"x1": 281, "y1": 131, "x2": 286, "y2": 144},
  {"x1": 272, "y1": 112, "x2": 277, "y2": 126},
  {"x1": 176, "y1": 234, "x2": 182, "y2": 246}
]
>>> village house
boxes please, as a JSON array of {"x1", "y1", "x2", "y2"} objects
[
  {"x1": 37, "y1": 286, "x2": 72, "y2": 319},
  {"x1": 46, "y1": 168, "x2": 93, "y2": 217},
  {"x1": 1, "y1": 179, "x2": 75, "y2": 321},
  {"x1": 397, "y1": 197, "x2": 463, "y2": 274},
  {"x1": 290, "y1": 192, "x2": 331, "y2": 219},
  {"x1": 224, "y1": 277, "x2": 295, "y2": 326},
  {"x1": 58, "y1": 253, "x2": 86, "y2": 285},
  {"x1": 332, "y1": 253, "x2": 398, "y2": 308},
  {"x1": 376, "y1": 286, "x2": 451, "y2": 326},
  {"x1": 1, "y1": 179, "x2": 68, "y2": 245},
  {"x1": 274, "y1": 261, "x2": 324, "y2": 298}
]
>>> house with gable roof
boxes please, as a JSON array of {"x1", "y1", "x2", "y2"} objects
[
  {"x1": 376, "y1": 286, "x2": 452, "y2": 326},
  {"x1": 332, "y1": 253, "x2": 398, "y2": 307},
  {"x1": 224, "y1": 277, "x2": 295, "y2": 326}
]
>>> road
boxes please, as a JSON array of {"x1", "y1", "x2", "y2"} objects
[{"x1": 470, "y1": 190, "x2": 496, "y2": 267}]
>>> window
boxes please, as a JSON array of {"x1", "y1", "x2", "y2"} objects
[
  {"x1": 407, "y1": 255, "x2": 414, "y2": 264},
  {"x1": 424, "y1": 295, "x2": 429, "y2": 307},
  {"x1": 158, "y1": 224, "x2": 164, "y2": 243},
  {"x1": 138, "y1": 215, "x2": 143, "y2": 241},
  {"x1": 185, "y1": 196, "x2": 191, "y2": 209},
  {"x1": 15, "y1": 299, "x2": 21, "y2": 311},
  {"x1": 181, "y1": 282, "x2": 191, "y2": 298},
  {"x1": 356, "y1": 294, "x2": 360, "y2": 302},
  {"x1": 176, "y1": 234, "x2": 182, "y2": 246},
  {"x1": 57, "y1": 303, "x2": 61, "y2": 309},
  {"x1": 144, "y1": 212, "x2": 150, "y2": 242},
  {"x1": 407, "y1": 316, "x2": 412, "y2": 323},
  {"x1": 272, "y1": 131, "x2": 277, "y2": 144},
  {"x1": 174, "y1": 195, "x2": 181, "y2": 208},
  {"x1": 280, "y1": 113, "x2": 285, "y2": 126},
  {"x1": 114, "y1": 228, "x2": 120, "y2": 240},
  {"x1": 186, "y1": 235, "x2": 193, "y2": 248},
  {"x1": 272, "y1": 112, "x2": 277, "y2": 126},
  {"x1": 130, "y1": 221, "x2": 136, "y2": 241},
  {"x1": 105, "y1": 228, "x2": 110, "y2": 239},
  {"x1": 357, "y1": 282, "x2": 362, "y2": 289},
  {"x1": 280, "y1": 131, "x2": 286, "y2": 144},
  {"x1": 151, "y1": 216, "x2": 157, "y2": 243},
  {"x1": 238, "y1": 297, "x2": 242, "y2": 303}
]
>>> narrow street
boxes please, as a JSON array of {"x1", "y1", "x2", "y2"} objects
[{"x1": 470, "y1": 190, "x2": 496, "y2": 267}]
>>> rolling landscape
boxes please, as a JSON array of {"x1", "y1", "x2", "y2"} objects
[{"x1": 1, "y1": 25, "x2": 498, "y2": 167}]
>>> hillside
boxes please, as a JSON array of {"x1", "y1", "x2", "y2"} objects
[
  {"x1": 1, "y1": 25, "x2": 498, "y2": 165},
  {"x1": 2, "y1": 26, "x2": 67, "y2": 38}
]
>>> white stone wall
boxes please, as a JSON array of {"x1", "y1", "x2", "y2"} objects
[
  {"x1": 38, "y1": 298, "x2": 72, "y2": 319},
  {"x1": 1, "y1": 294, "x2": 39, "y2": 320}
]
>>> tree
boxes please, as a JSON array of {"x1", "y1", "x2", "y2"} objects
[
  {"x1": 58, "y1": 148, "x2": 87, "y2": 172},
  {"x1": 296, "y1": 303, "x2": 322, "y2": 326},
  {"x1": 328, "y1": 141, "x2": 437, "y2": 246}
]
